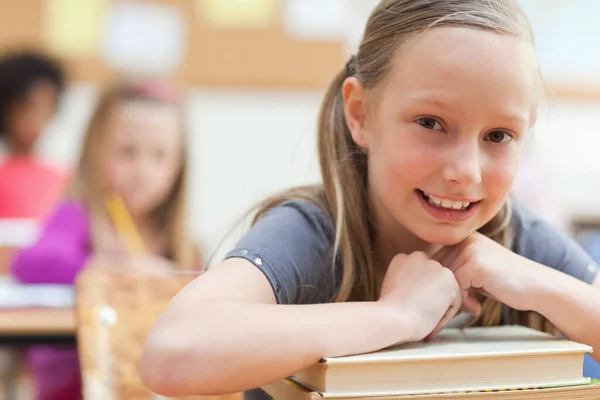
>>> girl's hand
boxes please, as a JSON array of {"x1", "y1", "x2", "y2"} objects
[
  {"x1": 378, "y1": 252, "x2": 467, "y2": 342},
  {"x1": 433, "y1": 232, "x2": 537, "y2": 316}
]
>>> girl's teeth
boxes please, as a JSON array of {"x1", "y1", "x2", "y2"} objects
[{"x1": 424, "y1": 192, "x2": 471, "y2": 211}]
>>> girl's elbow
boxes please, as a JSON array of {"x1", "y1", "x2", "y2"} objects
[
  {"x1": 139, "y1": 358, "x2": 170, "y2": 396},
  {"x1": 140, "y1": 303, "x2": 241, "y2": 396},
  {"x1": 140, "y1": 329, "x2": 186, "y2": 395},
  {"x1": 140, "y1": 327, "x2": 212, "y2": 397}
]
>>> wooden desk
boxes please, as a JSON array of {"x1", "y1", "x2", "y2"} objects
[
  {"x1": 0, "y1": 307, "x2": 76, "y2": 400},
  {"x1": 0, "y1": 308, "x2": 75, "y2": 343}
]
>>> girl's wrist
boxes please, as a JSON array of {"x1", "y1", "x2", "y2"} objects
[
  {"x1": 374, "y1": 300, "x2": 423, "y2": 344},
  {"x1": 519, "y1": 260, "x2": 559, "y2": 314},
  {"x1": 313, "y1": 302, "x2": 419, "y2": 359}
]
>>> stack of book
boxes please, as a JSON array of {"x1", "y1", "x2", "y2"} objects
[{"x1": 262, "y1": 326, "x2": 600, "y2": 399}]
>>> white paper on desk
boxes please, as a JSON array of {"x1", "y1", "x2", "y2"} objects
[
  {"x1": 0, "y1": 219, "x2": 38, "y2": 247},
  {"x1": 99, "y1": 0, "x2": 187, "y2": 76},
  {"x1": 0, "y1": 279, "x2": 74, "y2": 309},
  {"x1": 281, "y1": 0, "x2": 346, "y2": 41}
]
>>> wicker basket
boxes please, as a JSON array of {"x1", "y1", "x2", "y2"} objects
[{"x1": 75, "y1": 266, "x2": 241, "y2": 400}]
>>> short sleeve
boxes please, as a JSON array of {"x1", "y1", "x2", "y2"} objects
[
  {"x1": 224, "y1": 200, "x2": 338, "y2": 305},
  {"x1": 511, "y1": 201, "x2": 599, "y2": 285}
]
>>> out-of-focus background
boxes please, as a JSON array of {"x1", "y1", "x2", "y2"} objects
[
  {"x1": 1, "y1": 1, "x2": 600, "y2": 399},
  {"x1": 0, "y1": 0, "x2": 384, "y2": 262},
  {"x1": 2, "y1": 0, "x2": 600, "y2": 256}
]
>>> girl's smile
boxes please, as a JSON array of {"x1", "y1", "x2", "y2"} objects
[{"x1": 416, "y1": 189, "x2": 481, "y2": 223}]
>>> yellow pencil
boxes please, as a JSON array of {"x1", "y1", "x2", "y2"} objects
[{"x1": 104, "y1": 193, "x2": 147, "y2": 254}]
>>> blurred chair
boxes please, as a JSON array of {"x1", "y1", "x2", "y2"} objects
[{"x1": 75, "y1": 265, "x2": 241, "y2": 400}]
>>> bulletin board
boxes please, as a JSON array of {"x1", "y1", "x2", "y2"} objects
[
  {"x1": 5, "y1": 0, "x2": 597, "y2": 97},
  {"x1": 0, "y1": 1, "x2": 43, "y2": 50},
  {"x1": 0, "y1": 0, "x2": 346, "y2": 90}
]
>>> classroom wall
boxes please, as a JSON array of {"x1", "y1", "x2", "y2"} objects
[
  {"x1": 530, "y1": 99, "x2": 600, "y2": 221},
  {"x1": 38, "y1": 84, "x2": 600, "y2": 265}
]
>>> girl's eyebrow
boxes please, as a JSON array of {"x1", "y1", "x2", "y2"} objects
[
  {"x1": 405, "y1": 95, "x2": 529, "y2": 124},
  {"x1": 500, "y1": 113, "x2": 528, "y2": 125},
  {"x1": 404, "y1": 95, "x2": 451, "y2": 109}
]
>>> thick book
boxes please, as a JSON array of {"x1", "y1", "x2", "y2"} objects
[
  {"x1": 288, "y1": 326, "x2": 592, "y2": 397},
  {"x1": 262, "y1": 378, "x2": 600, "y2": 399}
]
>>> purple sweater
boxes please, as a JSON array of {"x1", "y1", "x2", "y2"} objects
[
  {"x1": 11, "y1": 200, "x2": 90, "y2": 400},
  {"x1": 12, "y1": 200, "x2": 91, "y2": 284}
]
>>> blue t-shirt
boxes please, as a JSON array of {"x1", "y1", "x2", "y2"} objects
[{"x1": 224, "y1": 199, "x2": 599, "y2": 399}]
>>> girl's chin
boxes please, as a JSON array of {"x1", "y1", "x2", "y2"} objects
[{"x1": 414, "y1": 226, "x2": 473, "y2": 247}]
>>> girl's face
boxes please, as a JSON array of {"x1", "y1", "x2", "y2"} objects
[
  {"x1": 346, "y1": 27, "x2": 537, "y2": 246},
  {"x1": 5, "y1": 80, "x2": 58, "y2": 153},
  {"x1": 102, "y1": 100, "x2": 183, "y2": 218}
]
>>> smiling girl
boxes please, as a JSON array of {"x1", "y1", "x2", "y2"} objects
[{"x1": 140, "y1": 1, "x2": 600, "y2": 399}]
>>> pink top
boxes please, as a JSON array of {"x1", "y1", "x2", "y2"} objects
[{"x1": 0, "y1": 156, "x2": 68, "y2": 219}]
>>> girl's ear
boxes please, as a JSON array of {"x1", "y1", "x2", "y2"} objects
[{"x1": 342, "y1": 77, "x2": 368, "y2": 149}]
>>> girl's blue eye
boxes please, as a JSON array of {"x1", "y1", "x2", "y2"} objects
[
  {"x1": 416, "y1": 117, "x2": 444, "y2": 131},
  {"x1": 485, "y1": 131, "x2": 513, "y2": 143}
]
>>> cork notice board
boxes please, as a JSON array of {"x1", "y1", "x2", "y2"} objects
[{"x1": 0, "y1": 0, "x2": 346, "y2": 90}]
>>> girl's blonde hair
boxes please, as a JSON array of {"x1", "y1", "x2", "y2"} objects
[
  {"x1": 253, "y1": 0, "x2": 536, "y2": 326},
  {"x1": 69, "y1": 79, "x2": 196, "y2": 270}
]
